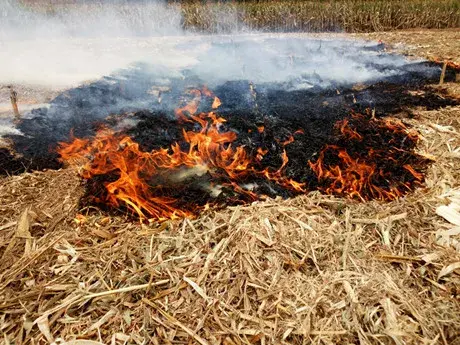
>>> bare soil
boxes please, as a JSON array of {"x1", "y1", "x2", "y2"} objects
[{"x1": 352, "y1": 29, "x2": 460, "y2": 64}]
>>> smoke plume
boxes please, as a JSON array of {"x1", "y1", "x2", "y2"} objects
[{"x1": 0, "y1": 0, "x2": 438, "y2": 89}]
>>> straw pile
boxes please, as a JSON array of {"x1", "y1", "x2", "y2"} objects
[{"x1": 1, "y1": 96, "x2": 460, "y2": 344}]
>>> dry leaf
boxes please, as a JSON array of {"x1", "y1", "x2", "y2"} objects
[
  {"x1": 86, "y1": 308, "x2": 117, "y2": 332},
  {"x1": 420, "y1": 252, "x2": 440, "y2": 264},
  {"x1": 183, "y1": 276, "x2": 210, "y2": 302},
  {"x1": 16, "y1": 208, "x2": 31, "y2": 238},
  {"x1": 438, "y1": 262, "x2": 460, "y2": 280},
  {"x1": 16, "y1": 207, "x2": 33, "y2": 255},
  {"x1": 430, "y1": 123, "x2": 458, "y2": 134},
  {"x1": 436, "y1": 204, "x2": 460, "y2": 226},
  {"x1": 251, "y1": 231, "x2": 275, "y2": 247},
  {"x1": 436, "y1": 226, "x2": 460, "y2": 251},
  {"x1": 343, "y1": 281, "x2": 358, "y2": 303},
  {"x1": 91, "y1": 228, "x2": 113, "y2": 239},
  {"x1": 35, "y1": 315, "x2": 54, "y2": 344}
]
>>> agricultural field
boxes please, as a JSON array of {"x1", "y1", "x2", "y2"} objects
[
  {"x1": 1, "y1": 1, "x2": 460, "y2": 345},
  {"x1": 17, "y1": 0, "x2": 460, "y2": 33},
  {"x1": 180, "y1": 0, "x2": 460, "y2": 33}
]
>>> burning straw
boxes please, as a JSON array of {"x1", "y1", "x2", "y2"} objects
[
  {"x1": 57, "y1": 87, "x2": 430, "y2": 221},
  {"x1": 309, "y1": 113, "x2": 430, "y2": 201},
  {"x1": 1, "y1": 104, "x2": 460, "y2": 343}
]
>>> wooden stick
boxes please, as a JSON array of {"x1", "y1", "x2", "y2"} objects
[
  {"x1": 9, "y1": 86, "x2": 20, "y2": 119},
  {"x1": 439, "y1": 60, "x2": 447, "y2": 85}
]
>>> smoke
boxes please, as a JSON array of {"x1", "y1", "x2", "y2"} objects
[
  {"x1": 0, "y1": 0, "x2": 187, "y2": 86},
  {"x1": 0, "y1": 0, "x2": 443, "y2": 147},
  {"x1": 0, "y1": 0, "x2": 439, "y2": 90},
  {"x1": 0, "y1": 0, "x2": 183, "y2": 39},
  {"x1": 188, "y1": 36, "x2": 423, "y2": 88}
]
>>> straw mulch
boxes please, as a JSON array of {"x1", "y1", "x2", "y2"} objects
[{"x1": 1, "y1": 93, "x2": 460, "y2": 345}]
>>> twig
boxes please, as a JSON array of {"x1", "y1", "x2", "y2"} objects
[
  {"x1": 439, "y1": 61, "x2": 447, "y2": 85},
  {"x1": 8, "y1": 86, "x2": 20, "y2": 119},
  {"x1": 84, "y1": 280, "x2": 170, "y2": 300},
  {"x1": 0, "y1": 221, "x2": 17, "y2": 231},
  {"x1": 33, "y1": 280, "x2": 170, "y2": 324}
]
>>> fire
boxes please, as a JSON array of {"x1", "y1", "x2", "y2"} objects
[
  {"x1": 174, "y1": 88, "x2": 202, "y2": 122},
  {"x1": 58, "y1": 87, "x2": 299, "y2": 220},
  {"x1": 58, "y1": 94, "x2": 253, "y2": 220},
  {"x1": 58, "y1": 87, "x2": 428, "y2": 221},
  {"x1": 309, "y1": 114, "x2": 427, "y2": 201},
  {"x1": 212, "y1": 96, "x2": 222, "y2": 109}
]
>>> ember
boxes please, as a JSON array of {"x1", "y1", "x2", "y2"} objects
[
  {"x1": 58, "y1": 87, "x2": 429, "y2": 221},
  {"x1": 309, "y1": 113, "x2": 428, "y2": 201}
]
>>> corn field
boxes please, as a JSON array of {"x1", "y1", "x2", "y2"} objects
[
  {"x1": 180, "y1": 0, "x2": 460, "y2": 33},
  {"x1": 16, "y1": 0, "x2": 460, "y2": 34}
]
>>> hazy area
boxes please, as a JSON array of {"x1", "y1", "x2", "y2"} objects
[
  {"x1": 0, "y1": 0, "x2": 187, "y2": 86},
  {"x1": 0, "y1": 0, "x2": 442, "y2": 138},
  {"x1": 0, "y1": 0, "x2": 431, "y2": 89}
]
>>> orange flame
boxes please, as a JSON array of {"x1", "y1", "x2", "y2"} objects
[
  {"x1": 309, "y1": 115, "x2": 426, "y2": 201},
  {"x1": 59, "y1": 104, "x2": 257, "y2": 220},
  {"x1": 58, "y1": 87, "x2": 427, "y2": 220},
  {"x1": 212, "y1": 96, "x2": 222, "y2": 109},
  {"x1": 338, "y1": 118, "x2": 362, "y2": 140},
  {"x1": 59, "y1": 87, "x2": 304, "y2": 220},
  {"x1": 310, "y1": 145, "x2": 395, "y2": 201}
]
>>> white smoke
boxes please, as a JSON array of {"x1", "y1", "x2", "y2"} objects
[
  {"x1": 0, "y1": 0, "x2": 183, "y2": 39},
  {"x1": 0, "y1": 0, "x2": 433, "y2": 90},
  {"x1": 0, "y1": 0, "x2": 188, "y2": 86}
]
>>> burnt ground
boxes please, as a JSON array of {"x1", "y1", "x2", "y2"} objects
[
  {"x1": 110, "y1": 78, "x2": 457, "y2": 211},
  {"x1": 0, "y1": 56, "x2": 459, "y2": 216},
  {"x1": 1, "y1": 60, "x2": 459, "y2": 176},
  {"x1": 0, "y1": 31, "x2": 459, "y2": 216}
]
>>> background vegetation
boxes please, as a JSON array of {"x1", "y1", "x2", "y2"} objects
[
  {"x1": 180, "y1": 0, "x2": 460, "y2": 33},
  {"x1": 18, "y1": 0, "x2": 460, "y2": 33}
]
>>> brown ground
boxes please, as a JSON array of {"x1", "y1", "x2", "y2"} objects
[
  {"x1": 353, "y1": 29, "x2": 460, "y2": 64},
  {"x1": 0, "y1": 85, "x2": 61, "y2": 117},
  {"x1": 1, "y1": 30, "x2": 460, "y2": 345}
]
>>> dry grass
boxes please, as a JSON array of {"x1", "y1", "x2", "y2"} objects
[{"x1": 1, "y1": 88, "x2": 460, "y2": 344}]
